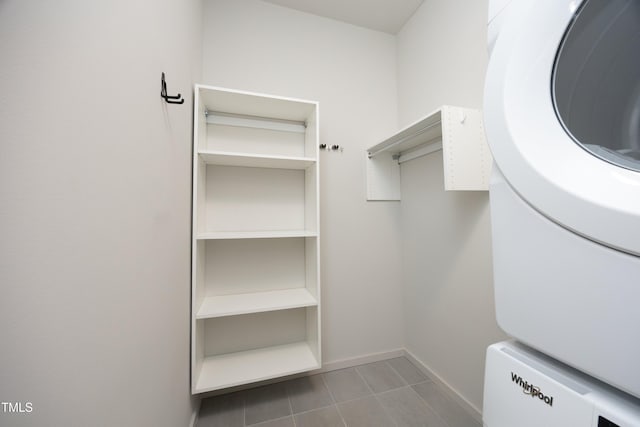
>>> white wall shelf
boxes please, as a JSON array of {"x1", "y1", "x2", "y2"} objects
[
  {"x1": 191, "y1": 85, "x2": 321, "y2": 394},
  {"x1": 366, "y1": 105, "x2": 492, "y2": 200},
  {"x1": 195, "y1": 342, "x2": 320, "y2": 394},
  {"x1": 196, "y1": 288, "x2": 317, "y2": 319}
]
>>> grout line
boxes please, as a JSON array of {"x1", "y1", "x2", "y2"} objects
[
  {"x1": 353, "y1": 365, "x2": 398, "y2": 427},
  {"x1": 410, "y1": 382, "x2": 454, "y2": 427},
  {"x1": 383, "y1": 359, "x2": 409, "y2": 387},
  {"x1": 286, "y1": 386, "x2": 295, "y2": 427},
  {"x1": 407, "y1": 384, "x2": 452, "y2": 427},
  {"x1": 249, "y1": 415, "x2": 294, "y2": 427},
  {"x1": 353, "y1": 365, "x2": 376, "y2": 395},
  {"x1": 318, "y1": 374, "x2": 347, "y2": 427},
  {"x1": 242, "y1": 391, "x2": 246, "y2": 427},
  {"x1": 321, "y1": 367, "x2": 376, "y2": 405},
  {"x1": 332, "y1": 403, "x2": 348, "y2": 427},
  {"x1": 372, "y1": 392, "x2": 399, "y2": 427},
  {"x1": 319, "y1": 373, "x2": 338, "y2": 405}
]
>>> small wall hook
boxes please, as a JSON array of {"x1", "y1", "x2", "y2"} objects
[{"x1": 161, "y1": 72, "x2": 184, "y2": 104}]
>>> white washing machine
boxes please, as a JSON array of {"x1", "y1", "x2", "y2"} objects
[{"x1": 483, "y1": 0, "x2": 640, "y2": 424}]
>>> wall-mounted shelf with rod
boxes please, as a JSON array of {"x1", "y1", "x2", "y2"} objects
[{"x1": 366, "y1": 105, "x2": 492, "y2": 200}]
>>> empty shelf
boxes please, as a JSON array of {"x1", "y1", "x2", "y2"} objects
[
  {"x1": 194, "y1": 342, "x2": 320, "y2": 393},
  {"x1": 199, "y1": 151, "x2": 316, "y2": 169},
  {"x1": 196, "y1": 230, "x2": 318, "y2": 240},
  {"x1": 196, "y1": 288, "x2": 317, "y2": 319}
]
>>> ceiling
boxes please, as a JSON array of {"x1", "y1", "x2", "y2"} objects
[{"x1": 261, "y1": 0, "x2": 425, "y2": 34}]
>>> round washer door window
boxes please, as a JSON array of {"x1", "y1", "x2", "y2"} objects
[{"x1": 553, "y1": 0, "x2": 640, "y2": 172}]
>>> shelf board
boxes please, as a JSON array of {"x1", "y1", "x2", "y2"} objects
[
  {"x1": 196, "y1": 288, "x2": 317, "y2": 319},
  {"x1": 194, "y1": 342, "x2": 320, "y2": 393},
  {"x1": 196, "y1": 230, "x2": 318, "y2": 240},
  {"x1": 199, "y1": 150, "x2": 316, "y2": 170},
  {"x1": 197, "y1": 84, "x2": 317, "y2": 123},
  {"x1": 367, "y1": 108, "x2": 443, "y2": 158}
]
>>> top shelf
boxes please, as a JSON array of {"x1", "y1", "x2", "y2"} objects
[
  {"x1": 197, "y1": 84, "x2": 317, "y2": 123},
  {"x1": 367, "y1": 108, "x2": 444, "y2": 158}
]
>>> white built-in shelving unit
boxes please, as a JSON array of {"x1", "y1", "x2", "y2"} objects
[
  {"x1": 366, "y1": 105, "x2": 492, "y2": 200},
  {"x1": 191, "y1": 85, "x2": 321, "y2": 394}
]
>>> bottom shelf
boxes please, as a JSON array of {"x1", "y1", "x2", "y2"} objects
[{"x1": 194, "y1": 342, "x2": 320, "y2": 393}]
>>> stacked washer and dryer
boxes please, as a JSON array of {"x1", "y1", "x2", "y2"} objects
[{"x1": 482, "y1": 0, "x2": 640, "y2": 425}]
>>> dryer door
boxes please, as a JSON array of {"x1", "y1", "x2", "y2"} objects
[{"x1": 485, "y1": 0, "x2": 640, "y2": 256}]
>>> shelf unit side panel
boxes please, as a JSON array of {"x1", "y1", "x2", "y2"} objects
[
  {"x1": 306, "y1": 306, "x2": 320, "y2": 363},
  {"x1": 194, "y1": 240, "x2": 206, "y2": 310},
  {"x1": 304, "y1": 106, "x2": 319, "y2": 158},
  {"x1": 193, "y1": 319, "x2": 205, "y2": 393},
  {"x1": 196, "y1": 158, "x2": 207, "y2": 234},
  {"x1": 304, "y1": 237, "x2": 319, "y2": 299},
  {"x1": 192, "y1": 89, "x2": 207, "y2": 393},
  {"x1": 202, "y1": 308, "x2": 308, "y2": 356},
  {"x1": 204, "y1": 238, "x2": 306, "y2": 296},
  {"x1": 442, "y1": 107, "x2": 492, "y2": 191},
  {"x1": 304, "y1": 164, "x2": 318, "y2": 232},
  {"x1": 196, "y1": 91, "x2": 208, "y2": 153},
  {"x1": 206, "y1": 123, "x2": 306, "y2": 158},
  {"x1": 477, "y1": 116, "x2": 493, "y2": 190},
  {"x1": 203, "y1": 165, "x2": 305, "y2": 233}
]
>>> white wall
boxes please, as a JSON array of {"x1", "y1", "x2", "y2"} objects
[
  {"x1": 396, "y1": 0, "x2": 508, "y2": 412},
  {"x1": 201, "y1": 0, "x2": 404, "y2": 363},
  {"x1": 0, "y1": 1, "x2": 201, "y2": 425}
]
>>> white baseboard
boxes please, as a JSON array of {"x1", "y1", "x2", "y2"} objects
[
  {"x1": 403, "y1": 349, "x2": 482, "y2": 423},
  {"x1": 312, "y1": 348, "x2": 406, "y2": 373}
]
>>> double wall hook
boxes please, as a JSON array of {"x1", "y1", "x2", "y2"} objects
[{"x1": 161, "y1": 72, "x2": 184, "y2": 104}]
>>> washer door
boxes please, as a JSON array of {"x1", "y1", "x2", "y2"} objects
[{"x1": 485, "y1": 0, "x2": 640, "y2": 256}]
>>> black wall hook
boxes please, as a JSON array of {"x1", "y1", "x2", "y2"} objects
[{"x1": 161, "y1": 72, "x2": 184, "y2": 104}]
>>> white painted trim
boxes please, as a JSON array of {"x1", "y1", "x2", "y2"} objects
[
  {"x1": 403, "y1": 349, "x2": 483, "y2": 423},
  {"x1": 313, "y1": 349, "x2": 406, "y2": 373}
]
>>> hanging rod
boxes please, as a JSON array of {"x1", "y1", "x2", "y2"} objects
[
  {"x1": 205, "y1": 110, "x2": 306, "y2": 134},
  {"x1": 397, "y1": 140, "x2": 443, "y2": 164}
]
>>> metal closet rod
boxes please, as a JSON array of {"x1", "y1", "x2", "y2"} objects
[{"x1": 204, "y1": 110, "x2": 307, "y2": 134}]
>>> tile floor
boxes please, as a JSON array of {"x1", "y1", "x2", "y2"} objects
[{"x1": 196, "y1": 357, "x2": 482, "y2": 427}]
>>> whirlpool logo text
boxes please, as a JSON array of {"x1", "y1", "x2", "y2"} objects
[{"x1": 511, "y1": 372, "x2": 554, "y2": 407}]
